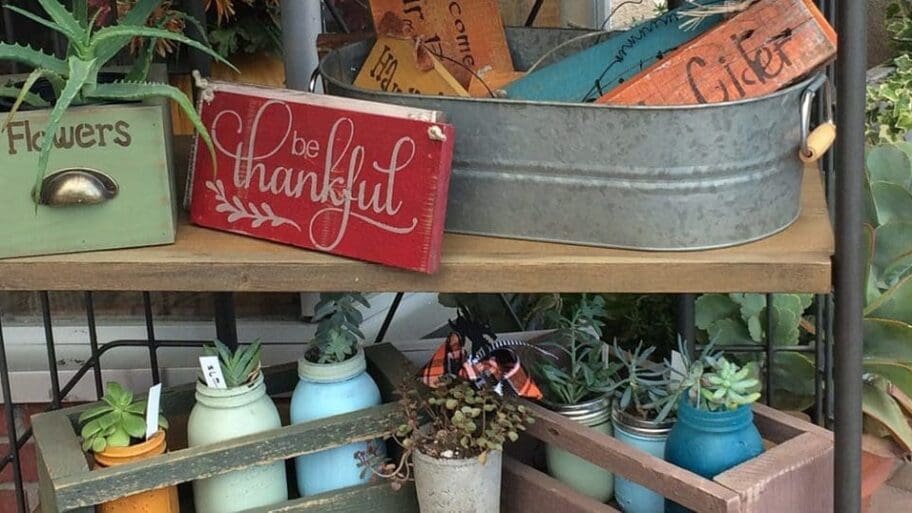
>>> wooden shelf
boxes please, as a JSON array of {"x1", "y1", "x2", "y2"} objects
[{"x1": 0, "y1": 169, "x2": 832, "y2": 293}]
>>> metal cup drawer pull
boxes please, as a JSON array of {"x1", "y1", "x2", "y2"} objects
[{"x1": 37, "y1": 168, "x2": 119, "y2": 207}]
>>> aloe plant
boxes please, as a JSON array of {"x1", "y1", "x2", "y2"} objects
[
  {"x1": 0, "y1": 0, "x2": 234, "y2": 200},
  {"x1": 78, "y1": 382, "x2": 168, "y2": 453},
  {"x1": 309, "y1": 293, "x2": 371, "y2": 364},
  {"x1": 203, "y1": 339, "x2": 262, "y2": 387}
]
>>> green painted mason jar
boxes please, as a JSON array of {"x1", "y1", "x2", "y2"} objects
[
  {"x1": 188, "y1": 373, "x2": 288, "y2": 513},
  {"x1": 544, "y1": 395, "x2": 614, "y2": 502}
]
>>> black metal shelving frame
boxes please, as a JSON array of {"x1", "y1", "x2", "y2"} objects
[{"x1": 0, "y1": 1, "x2": 867, "y2": 512}]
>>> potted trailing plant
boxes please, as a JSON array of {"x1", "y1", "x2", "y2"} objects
[
  {"x1": 290, "y1": 292, "x2": 385, "y2": 496},
  {"x1": 533, "y1": 294, "x2": 622, "y2": 502},
  {"x1": 0, "y1": 0, "x2": 230, "y2": 259},
  {"x1": 664, "y1": 355, "x2": 763, "y2": 513},
  {"x1": 188, "y1": 339, "x2": 287, "y2": 513},
  {"x1": 78, "y1": 381, "x2": 176, "y2": 513},
  {"x1": 361, "y1": 376, "x2": 534, "y2": 513},
  {"x1": 610, "y1": 341, "x2": 680, "y2": 513}
]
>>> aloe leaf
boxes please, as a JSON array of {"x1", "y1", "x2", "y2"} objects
[
  {"x1": 865, "y1": 317, "x2": 912, "y2": 362},
  {"x1": 90, "y1": 25, "x2": 237, "y2": 71},
  {"x1": 92, "y1": 0, "x2": 162, "y2": 64},
  {"x1": 0, "y1": 43, "x2": 68, "y2": 76},
  {"x1": 865, "y1": 359, "x2": 912, "y2": 399},
  {"x1": 2, "y1": 69, "x2": 52, "y2": 131},
  {"x1": 85, "y1": 81, "x2": 217, "y2": 172},
  {"x1": 35, "y1": 0, "x2": 84, "y2": 39},
  {"x1": 3, "y1": 6, "x2": 80, "y2": 48},
  {"x1": 863, "y1": 381, "x2": 912, "y2": 452},
  {"x1": 31, "y1": 57, "x2": 96, "y2": 204}
]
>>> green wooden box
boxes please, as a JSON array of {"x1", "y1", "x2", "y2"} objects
[
  {"x1": 32, "y1": 344, "x2": 420, "y2": 513},
  {"x1": 0, "y1": 68, "x2": 176, "y2": 259}
]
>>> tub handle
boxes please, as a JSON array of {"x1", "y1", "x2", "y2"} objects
[
  {"x1": 800, "y1": 74, "x2": 836, "y2": 164},
  {"x1": 308, "y1": 68, "x2": 322, "y2": 94},
  {"x1": 36, "y1": 168, "x2": 119, "y2": 207}
]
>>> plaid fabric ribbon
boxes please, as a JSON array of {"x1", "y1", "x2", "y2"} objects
[{"x1": 419, "y1": 316, "x2": 544, "y2": 399}]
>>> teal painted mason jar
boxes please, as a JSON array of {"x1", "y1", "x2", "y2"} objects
[
  {"x1": 188, "y1": 373, "x2": 288, "y2": 513},
  {"x1": 543, "y1": 395, "x2": 614, "y2": 502},
  {"x1": 290, "y1": 348, "x2": 384, "y2": 496},
  {"x1": 665, "y1": 397, "x2": 763, "y2": 513},
  {"x1": 610, "y1": 408, "x2": 673, "y2": 513}
]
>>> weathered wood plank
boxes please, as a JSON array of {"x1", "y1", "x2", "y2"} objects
[
  {"x1": 715, "y1": 432, "x2": 834, "y2": 513},
  {"x1": 33, "y1": 412, "x2": 92, "y2": 513},
  {"x1": 502, "y1": 456, "x2": 621, "y2": 513},
  {"x1": 52, "y1": 402, "x2": 405, "y2": 509},
  {"x1": 521, "y1": 401, "x2": 741, "y2": 513},
  {"x1": 238, "y1": 482, "x2": 418, "y2": 513},
  {"x1": 752, "y1": 403, "x2": 833, "y2": 443},
  {"x1": 0, "y1": 163, "x2": 833, "y2": 294}
]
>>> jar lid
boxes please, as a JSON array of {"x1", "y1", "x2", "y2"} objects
[
  {"x1": 298, "y1": 346, "x2": 366, "y2": 383},
  {"x1": 611, "y1": 405, "x2": 675, "y2": 437},
  {"x1": 540, "y1": 394, "x2": 612, "y2": 427},
  {"x1": 195, "y1": 372, "x2": 266, "y2": 408}
]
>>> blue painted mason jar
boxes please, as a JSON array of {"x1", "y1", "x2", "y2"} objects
[
  {"x1": 610, "y1": 408, "x2": 673, "y2": 513},
  {"x1": 665, "y1": 397, "x2": 763, "y2": 513},
  {"x1": 290, "y1": 347, "x2": 385, "y2": 496}
]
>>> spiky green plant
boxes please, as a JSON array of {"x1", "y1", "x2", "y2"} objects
[
  {"x1": 78, "y1": 381, "x2": 168, "y2": 453},
  {"x1": 203, "y1": 339, "x2": 262, "y2": 387},
  {"x1": 0, "y1": 0, "x2": 233, "y2": 201},
  {"x1": 309, "y1": 293, "x2": 371, "y2": 364}
]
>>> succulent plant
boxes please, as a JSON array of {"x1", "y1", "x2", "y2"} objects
[
  {"x1": 203, "y1": 339, "x2": 262, "y2": 388},
  {"x1": 693, "y1": 356, "x2": 762, "y2": 411},
  {"x1": 78, "y1": 382, "x2": 168, "y2": 453},
  {"x1": 0, "y1": 0, "x2": 234, "y2": 200},
  {"x1": 357, "y1": 377, "x2": 534, "y2": 490},
  {"x1": 534, "y1": 294, "x2": 623, "y2": 405},
  {"x1": 309, "y1": 293, "x2": 370, "y2": 364},
  {"x1": 612, "y1": 341, "x2": 677, "y2": 422}
]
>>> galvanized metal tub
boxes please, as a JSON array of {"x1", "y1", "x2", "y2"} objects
[{"x1": 319, "y1": 28, "x2": 822, "y2": 251}]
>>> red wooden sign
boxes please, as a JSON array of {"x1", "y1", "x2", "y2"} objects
[{"x1": 188, "y1": 81, "x2": 456, "y2": 274}]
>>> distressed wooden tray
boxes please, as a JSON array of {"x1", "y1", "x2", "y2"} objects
[
  {"x1": 32, "y1": 344, "x2": 420, "y2": 513},
  {"x1": 502, "y1": 401, "x2": 835, "y2": 513}
]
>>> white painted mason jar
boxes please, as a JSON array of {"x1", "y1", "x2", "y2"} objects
[{"x1": 188, "y1": 373, "x2": 288, "y2": 513}]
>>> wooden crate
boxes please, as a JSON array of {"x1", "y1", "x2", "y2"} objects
[
  {"x1": 502, "y1": 401, "x2": 834, "y2": 513},
  {"x1": 32, "y1": 344, "x2": 420, "y2": 513}
]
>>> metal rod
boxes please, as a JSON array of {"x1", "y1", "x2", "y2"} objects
[
  {"x1": 696, "y1": 344, "x2": 816, "y2": 354},
  {"x1": 185, "y1": 0, "x2": 211, "y2": 76},
  {"x1": 498, "y1": 294, "x2": 525, "y2": 331},
  {"x1": 834, "y1": 0, "x2": 866, "y2": 510},
  {"x1": 40, "y1": 292, "x2": 61, "y2": 409},
  {"x1": 374, "y1": 293, "x2": 405, "y2": 344},
  {"x1": 282, "y1": 0, "x2": 323, "y2": 90},
  {"x1": 142, "y1": 292, "x2": 161, "y2": 384},
  {"x1": 0, "y1": 306, "x2": 27, "y2": 512},
  {"x1": 524, "y1": 0, "x2": 545, "y2": 27},
  {"x1": 814, "y1": 294, "x2": 826, "y2": 426},
  {"x1": 322, "y1": 0, "x2": 350, "y2": 34},
  {"x1": 677, "y1": 293, "x2": 696, "y2": 358},
  {"x1": 765, "y1": 293, "x2": 775, "y2": 406},
  {"x1": 214, "y1": 292, "x2": 239, "y2": 350},
  {"x1": 84, "y1": 291, "x2": 103, "y2": 399}
]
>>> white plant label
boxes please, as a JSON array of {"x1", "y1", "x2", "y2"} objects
[
  {"x1": 200, "y1": 355, "x2": 228, "y2": 389},
  {"x1": 145, "y1": 383, "x2": 162, "y2": 440}
]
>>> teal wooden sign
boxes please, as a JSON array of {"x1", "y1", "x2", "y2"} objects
[{"x1": 504, "y1": 1, "x2": 725, "y2": 103}]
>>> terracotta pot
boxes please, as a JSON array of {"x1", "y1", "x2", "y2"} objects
[
  {"x1": 94, "y1": 431, "x2": 180, "y2": 513},
  {"x1": 860, "y1": 436, "x2": 903, "y2": 513}
]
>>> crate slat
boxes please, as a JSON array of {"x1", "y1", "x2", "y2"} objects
[
  {"x1": 502, "y1": 456, "x2": 621, "y2": 513},
  {"x1": 715, "y1": 432, "x2": 834, "y2": 513},
  {"x1": 521, "y1": 401, "x2": 742, "y2": 513},
  {"x1": 238, "y1": 482, "x2": 418, "y2": 513},
  {"x1": 34, "y1": 412, "x2": 92, "y2": 513}
]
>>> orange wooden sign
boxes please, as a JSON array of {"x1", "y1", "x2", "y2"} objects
[
  {"x1": 355, "y1": 37, "x2": 470, "y2": 96},
  {"x1": 369, "y1": 0, "x2": 514, "y2": 86},
  {"x1": 597, "y1": 0, "x2": 837, "y2": 105}
]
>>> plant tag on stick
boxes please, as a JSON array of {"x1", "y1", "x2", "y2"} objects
[
  {"x1": 199, "y1": 356, "x2": 228, "y2": 389},
  {"x1": 145, "y1": 383, "x2": 162, "y2": 440}
]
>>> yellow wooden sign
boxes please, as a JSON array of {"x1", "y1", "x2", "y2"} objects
[
  {"x1": 468, "y1": 69, "x2": 525, "y2": 97},
  {"x1": 355, "y1": 37, "x2": 470, "y2": 97}
]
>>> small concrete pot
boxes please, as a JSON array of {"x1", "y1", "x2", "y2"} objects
[{"x1": 413, "y1": 448, "x2": 502, "y2": 513}]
